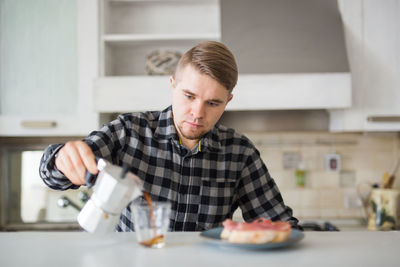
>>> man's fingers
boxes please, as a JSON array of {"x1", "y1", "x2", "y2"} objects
[
  {"x1": 56, "y1": 152, "x2": 85, "y2": 185},
  {"x1": 55, "y1": 141, "x2": 97, "y2": 185},
  {"x1": 77, "y1": 143, "x2": 98, "y2": 175},
  {"x1": 64, "y1": 142, "x2": 87, "y2": 179}
]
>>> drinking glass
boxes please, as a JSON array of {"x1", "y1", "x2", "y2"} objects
[{"x1": 131, "y1": 200, "x2": 171, "y2": 248}]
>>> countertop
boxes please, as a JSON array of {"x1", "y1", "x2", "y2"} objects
[{"x1": 1, "y1": 231, "x2": 399, "y2": 267}]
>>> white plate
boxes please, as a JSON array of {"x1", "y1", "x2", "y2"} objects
[{"x1": 200, "y1": 227, "x2": 304, "y2": 249}]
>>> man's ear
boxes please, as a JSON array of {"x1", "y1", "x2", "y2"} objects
[
  {"x1": 227, "y1": 93, "x2": 233, "y2": 103},
  {"x1": 170, "y1": 76, "x2": 175, "y2": 89}
]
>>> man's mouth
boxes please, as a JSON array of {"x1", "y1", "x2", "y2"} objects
[{"x1": 185, "y1": 121, "x2": 202, "y2": 128}]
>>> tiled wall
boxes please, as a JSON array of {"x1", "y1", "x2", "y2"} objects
[{"x1": 243, "y1": 132, "x2": 400, "y2": 220}]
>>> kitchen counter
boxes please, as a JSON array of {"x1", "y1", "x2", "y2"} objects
[{"x1": 0, "y1": 231, "x2": 399, "y2": 267}]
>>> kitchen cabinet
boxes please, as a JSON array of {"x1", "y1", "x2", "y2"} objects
[
  {"x1": 94, "y1": 0, "x2": 221, "y2": 113},
  {"x1": 330, "y1": 0, "x2": 400, "y2": 131},
  {"x1": 99, "y1": 0, "x2": 221, "y2": 77},
  {"x1": 0, "y1": 0, "x2": 356, "y2": 133},
  {"x1": 0, "y1": 0, "x2": 98, "y2": 136}
]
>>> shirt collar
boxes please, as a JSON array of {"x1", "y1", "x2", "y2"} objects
[
  {"x1": 154, "y1": 106, "x2": 222, "y2": 152},
  {"x1": 201, "y1": 125, "x2": 222, "y2": 152}
]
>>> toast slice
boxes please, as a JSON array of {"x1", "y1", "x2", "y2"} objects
[{"x1": 221, "y1": 218, "x2": 291, "y2": 244}]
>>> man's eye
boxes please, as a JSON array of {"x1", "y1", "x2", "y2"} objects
[
  {"x1": 185, "y1": 94, "x2": 193, "y2": 100},
  {"x1": 208, "y1": 102, "x2": 218, "y2": 107}
]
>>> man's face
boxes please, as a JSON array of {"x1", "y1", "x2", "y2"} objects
[{"x1": 170, "y1": 64, "x2": 233, "y2": 144}]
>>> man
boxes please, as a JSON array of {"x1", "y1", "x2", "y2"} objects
[{"x1": 40, "y1": 41, "x2": 299, "y2": 231}]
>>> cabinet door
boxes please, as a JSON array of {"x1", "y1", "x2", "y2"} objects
[
  {"x1": 0, "y1": 0, "x2": 98, "y2": 136},
  {"x1": 361, "y1": 0, "x2": 400, "y2": 129},
  {"x1": 330, "y1": 0, "x2": 400, "y2": 131}
]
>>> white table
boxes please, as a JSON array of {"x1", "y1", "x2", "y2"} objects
[{"x1": 0, "y1": 231, "x2": 399, "y2": 267}]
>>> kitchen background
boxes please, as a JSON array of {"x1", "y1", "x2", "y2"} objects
[{"x1": 1, "y1": 0, "x2": 399, "y2": 231}]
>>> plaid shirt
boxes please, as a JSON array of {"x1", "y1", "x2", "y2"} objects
[{"x1": 40, "y1": 106, "x2": 298, "y2": 231}]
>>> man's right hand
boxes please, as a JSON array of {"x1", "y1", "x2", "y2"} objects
[{"x1": 55, "y1": 141, "x2": 98, "y2": 185}]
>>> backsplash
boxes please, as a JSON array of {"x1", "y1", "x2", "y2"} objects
[
  {"x1": 243, "y1": 132, "x2": 400, "y2": 221},
  {"x1": 2, "y1": 133, "x2": 399, "y2": 228}
]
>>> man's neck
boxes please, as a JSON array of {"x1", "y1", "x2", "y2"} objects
[
  {"x1": 171, "y1": 115, "x2": 201, "y2": 150},
  {"x1": 180, "y1": 137, "x2": 199, "y2": 150}
]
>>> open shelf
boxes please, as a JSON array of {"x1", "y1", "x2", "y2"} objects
[{"x1": 100, "y1": 0, "x2": 221, "y2": 76}]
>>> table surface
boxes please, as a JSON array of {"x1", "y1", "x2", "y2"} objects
[{"x1": 0, "y1": 231, "x2": 399, "y2": 267}]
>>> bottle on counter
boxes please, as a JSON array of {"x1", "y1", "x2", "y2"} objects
[{"x1": 295, "y1": 163, "x2": 306, "y2": 188}]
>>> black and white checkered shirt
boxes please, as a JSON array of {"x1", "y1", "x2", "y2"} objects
[{"x1": 40, "y1": 106, "x2": 299, "y2": 231}]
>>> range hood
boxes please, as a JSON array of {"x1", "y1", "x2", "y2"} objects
[{"x1": 221, "y1": 0, "x2": 351, "y2": 110}]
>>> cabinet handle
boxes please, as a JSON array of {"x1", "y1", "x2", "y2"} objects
[
  {"x1": 367, "y1": 116, "x2": 400, "y2": 122},
  {"x1": 21, "y1": 120, "x2": 57, "y2": 128}
]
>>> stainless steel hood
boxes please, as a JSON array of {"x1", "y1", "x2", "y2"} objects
[{"x1": 221, "y1": 0, "x2": 351, "y2": 110}]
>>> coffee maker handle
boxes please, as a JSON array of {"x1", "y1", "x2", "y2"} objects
[{"x1": 85, "y1": 157, "x2": 100, "y2": 188}]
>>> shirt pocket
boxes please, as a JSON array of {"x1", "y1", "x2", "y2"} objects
[{"x1": 197, "y1": 176, "x2": 238, "y2": 230}]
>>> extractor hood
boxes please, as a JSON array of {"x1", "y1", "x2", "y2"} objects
[{"x1": 221, "y1": 0, "x2": 351, "y2": 110}]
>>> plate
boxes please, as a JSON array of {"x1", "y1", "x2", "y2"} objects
[{"x1": 200, "y1": 227, "x2": 304, "y2": 249}]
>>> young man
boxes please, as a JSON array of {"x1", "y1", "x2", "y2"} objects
[{"x1": 40, "y1": 41, "x2": 299, "y2": 231}]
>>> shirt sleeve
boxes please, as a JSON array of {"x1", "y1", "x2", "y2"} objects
[
  {"x1": 83, "y1": 115, "x2": 130, "y2": 164},
  {"x1": 38, "y1": 115, "x2": 130, "y2": 191},
  {"x1": 39, "y1": 143, "x2": 80, "y2": 190},
  {"x1": 236, "y1": 146, "x2": 300, "y2": 229}
]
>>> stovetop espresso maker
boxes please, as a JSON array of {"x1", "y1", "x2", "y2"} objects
[{"x1": 77, "y1": 159, "x2": 143, "y2": 233}]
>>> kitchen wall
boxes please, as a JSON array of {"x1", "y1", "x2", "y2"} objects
[{"x1": 239, "y1": 130, "x2": 400, "y2": 221}]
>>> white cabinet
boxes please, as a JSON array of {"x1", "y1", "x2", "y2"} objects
[
  {"x1": 1, "y1": 0, "x2": 221, "y2": 135},
  {"x1": 330, "y1": 0, "x2": 400, "y2": 131},
  {"x1": 94, "y1": 0, "x2": 221, "y2": 112},
  {"x1": 0, "y1": 0, "x2": 99, "y2": 136},
  {"x1": 99, "y1": 0, "x2": 221, "y2": 76}
]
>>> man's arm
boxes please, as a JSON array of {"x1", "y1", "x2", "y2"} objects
[
  {"x1": 236, "y1": 147, "x2": 300, "y2": 229},
  {"x1": 39, "y1": 116, "x2": 129, "y2": 190}
]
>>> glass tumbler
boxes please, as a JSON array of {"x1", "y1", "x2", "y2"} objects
[{"x1": 131, "y1": 200, "x2": 171, "y2": 248}]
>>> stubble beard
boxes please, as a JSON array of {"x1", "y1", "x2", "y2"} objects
[{"x1": 177, "y1": 122, "x2": 208, "y2": 141}]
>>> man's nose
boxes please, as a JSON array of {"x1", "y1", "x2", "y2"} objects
[{"x1": 191, "y1": 101, "x2": 205, "y2": 119}]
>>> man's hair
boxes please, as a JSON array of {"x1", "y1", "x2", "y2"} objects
[{"x1": 174, "y1": 41, "x2": 238, "y2": 92}]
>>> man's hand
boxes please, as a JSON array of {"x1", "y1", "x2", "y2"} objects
[{"x1": 55, "y1": 141, "x2": 98, "y2": 185}]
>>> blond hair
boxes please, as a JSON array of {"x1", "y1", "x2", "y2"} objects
[{"x1": 174, "y1": 41, "x2": 238, "y2": 92}]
